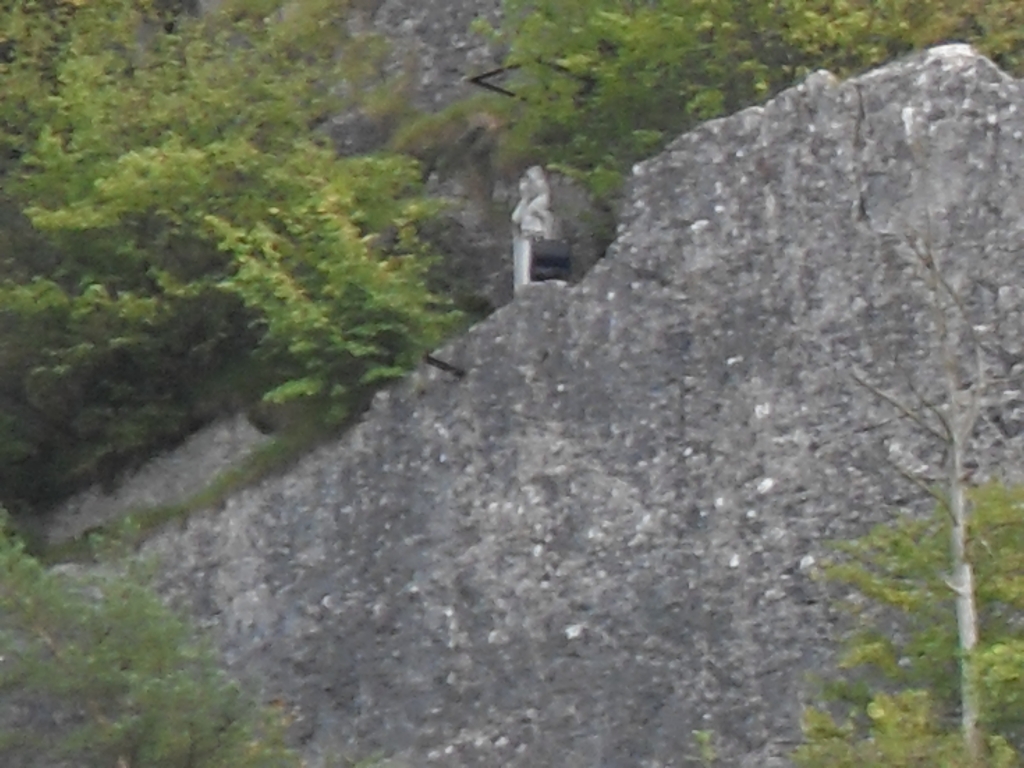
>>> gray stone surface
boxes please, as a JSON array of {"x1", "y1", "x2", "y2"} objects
[
  {"x1": 43, "y1": 45, "x2": 1024, "y2": 766},
  {"x1": 328, "y1": 0, "x2": 504, "y2": 155},
  {"x1": 38, "y1": 414, "x2": 269, "y2": 545},
  {"x1": 369, "y1": 0, "x2": 504, "y2": 112}
]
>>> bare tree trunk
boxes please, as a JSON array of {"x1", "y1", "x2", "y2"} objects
[
  {"x1": 920, "y1": 237, "x2": 983, "y2": 764},
  {"x1": 856, "y1": 227, "x2": 985, "y2": 762},
  {"x1": 949, "y1": 454, "x2": 982, "y2": 763}
]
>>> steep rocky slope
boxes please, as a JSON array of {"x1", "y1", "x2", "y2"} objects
[{"x1": 120, "y1": 46, "x2": 1024, "y2": 766}]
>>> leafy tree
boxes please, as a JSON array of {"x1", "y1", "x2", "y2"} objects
[
  {"x1": 0, "y1": 0, "x2": 458, "y2": 513},
  {"x1": 470, "y1": 0, "x2": 798, "y2": 198},
  {"x1": 0, "y1": 509, "x2": 300, "y2": 767},
  {"x1": 796, "y1": 689, "x2": 1015, "y2": 768},
  {"x1": 468, "y1": 0, "x2": 1024, "y2": 199},
  {"x1": 782, "y1": 0, "x2": 1024, "y2": 77},
  {"x1": 793, "y1": 485, "x2": 1024, "y2": 767}
]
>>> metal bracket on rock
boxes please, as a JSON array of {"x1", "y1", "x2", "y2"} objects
[
  {"x1": 466, "y1": 65, "x2": 522, "y2": 99},
  {"x1": 423, "y1": 354, "x2": 467, "y2": 379}
]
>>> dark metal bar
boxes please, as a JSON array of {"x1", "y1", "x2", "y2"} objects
[
  {"x1": 423, "y1": 354, "x2": 467, "y2": 379},
  {"x1": 466, "y1": 65, "x2": 522, "y2": 99}
]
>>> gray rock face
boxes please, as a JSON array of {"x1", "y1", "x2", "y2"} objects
[
  {"x1": 370, "y1": 0, "x2": 504, "y2": 111},
  {"x1": 329, "y1": 0, "x2": 504, "y2": 155},
  {"x1": 36, "y1": 414, "x2": 269, "y2": 546},
  {"x1": 139, "y1": 46, "x2": 1024, "y2": 767}
]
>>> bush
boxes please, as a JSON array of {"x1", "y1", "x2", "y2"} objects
[
  {"x1": 0, "y1": 511, "x2": 300, "y2": 767},
  {"x1": 0, "y1": 0, "x2": 458, "y2": 513}
]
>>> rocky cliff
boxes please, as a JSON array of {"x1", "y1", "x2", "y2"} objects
[{"x1": 129, "y1": 46, "x2": 1024, "y2": 767}]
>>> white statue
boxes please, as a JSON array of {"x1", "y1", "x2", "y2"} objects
[
  {"x1": 512, "y1": 166, "x2": 555, "y2": 239},
  {"x1": 511, "y1": 166, "x2": 556, "y2": 292}
]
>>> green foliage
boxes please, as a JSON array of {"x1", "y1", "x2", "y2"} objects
[
  {"x1": 782, "y1": 0, "x2": 1024, "y2": 77},
  {"x1": 795, "y1": 689, "x2": 1017, "y2": 768},
  {"x1": 0, "y1": 510, "x2": 300, "y2": 767},
  {"x1": 479, "y1": 0, "x2": 795, "y2": 198},
  {"x1": 795, "y1": 484, "x2": 1024, "y2": 764},
  {"x1": 0, "y1": 0, "x2": 458, "y2": 513},
  {"x1": 482, "y1": 0, "x2": 1024, "y2": 200},
  {"x1": 691, "y1": 728, "x2": 719, "y2": 767}
]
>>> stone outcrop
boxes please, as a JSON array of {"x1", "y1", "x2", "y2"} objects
[
  {"x1": 129, "y1": 45, "x2": 1024, "y2": 767},
  {"x1": 366, "y1": 0, "x2": 504, "y2": 112},
  {"x1": 34, "y1": 414, "x2": 270, "y2": 546}
]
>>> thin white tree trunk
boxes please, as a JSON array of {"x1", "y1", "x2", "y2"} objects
[
  {"x1": 948, "y1": 414, "x2": 981, "y2": 762},
  {"x1": 931, "y1": 254, "x2": 982, "y2": 764}
]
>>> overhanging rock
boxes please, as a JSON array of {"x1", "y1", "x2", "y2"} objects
[{"x1": 141, "y1": 46, "x2": 1024, "y2": 767}]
